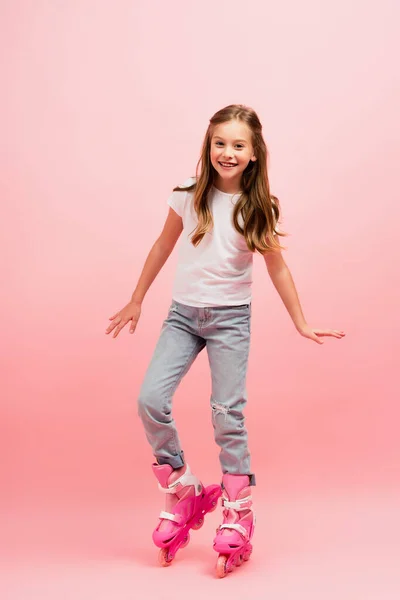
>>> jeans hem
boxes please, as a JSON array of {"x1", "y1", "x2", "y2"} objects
[{"x1": 155, "y1": 452, "x2": 185, "y2": 470}]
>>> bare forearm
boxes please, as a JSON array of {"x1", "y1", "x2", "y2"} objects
[
  {"x1": 130, "y1": 241, "x2": 172, "y2": 304},
  {"x1": 267, "y1": 265, "x2": 307, "y2": 330}
]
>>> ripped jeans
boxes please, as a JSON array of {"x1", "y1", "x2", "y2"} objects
[{"x1": 137, "y1": 300, "x2": 255, "y2": 485}]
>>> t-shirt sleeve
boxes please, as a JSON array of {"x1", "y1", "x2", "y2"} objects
[
  {"x1": 167, "y1": 177, "x2": 196, "y2": 217},
  {"x1": 167, "y1": 190, "x2": 186, "y2": 217}
]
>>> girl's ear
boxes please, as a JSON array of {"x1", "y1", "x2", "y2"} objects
[{"x1": 251, "y1": 156, "x2": 257, "y2": 162}]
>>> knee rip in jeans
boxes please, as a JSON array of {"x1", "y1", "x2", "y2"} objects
[{"x1": 212, "y1": 403, "x2": 230, "y2": 417}]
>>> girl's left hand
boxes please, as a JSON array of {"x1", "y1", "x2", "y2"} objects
[{"x1": 297, "y1": 324, "x2": 346, "y2": 345}]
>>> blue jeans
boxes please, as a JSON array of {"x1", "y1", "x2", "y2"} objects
[{"x1": 137, "y1": 300, "x2": 255, "y2": 485}]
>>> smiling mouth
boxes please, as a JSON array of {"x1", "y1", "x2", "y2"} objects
[{"x1": 219, "y1": 162, "x2": 238, "y2": 168}]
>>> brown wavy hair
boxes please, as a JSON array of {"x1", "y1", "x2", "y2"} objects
[{"x1": 173, "y1": 104, "x2": 287, "y2": 254}]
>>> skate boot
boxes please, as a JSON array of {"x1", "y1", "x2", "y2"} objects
[
  {"x1": 152, "y1": 462, "x2": 221, "y2": 567},
  {"x1": 213, "y1": 474, "x2": 255, "y2": 578}
]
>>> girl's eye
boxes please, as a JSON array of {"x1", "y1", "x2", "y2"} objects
[{"x1": 215, "y1": 142, "x2": 244, "y2": 149}]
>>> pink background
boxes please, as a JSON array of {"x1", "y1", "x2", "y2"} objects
[{"x1": 2, "y1": 0, "x2": 399, "y2": 597}]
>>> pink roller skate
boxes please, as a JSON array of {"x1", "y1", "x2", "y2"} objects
[
  {"x1": 213, "y1": 474, "x2": 255, "y2": 578},
  {"x1": 152, "y1": 463, "x2": 222, "y2": 567}
]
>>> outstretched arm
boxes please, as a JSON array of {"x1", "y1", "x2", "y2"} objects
[
  {"x1": 263, "y1": 241, "x2": 345, "y2": 344},
  {"x1": 106, "y1": 207, "x2": 183, "y2": 338},
  {"x1": 130, "y1": 207, "x2": 183, "y2": 305}
]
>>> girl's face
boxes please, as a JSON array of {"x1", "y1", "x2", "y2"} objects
[{"x1": 210, "y1": 119, "x2": 256, "y2": 193}]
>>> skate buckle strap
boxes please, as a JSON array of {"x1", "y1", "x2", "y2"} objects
[
  {"x1": 157, "y1": 464, "x2": 203, "y2": 497},
  {"x1": 219, "y1": 523, "x2": 249, "y2": 539},
  {"x1": 159, "y1": 510, "x2": 183, "y2": 525},
  {"x1": 222, "y1": 495, "x2": 252, "y2": 511}
]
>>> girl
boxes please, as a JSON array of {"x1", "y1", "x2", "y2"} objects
[{"x1": 105, "y1": 104, "x2": 345, "y2": 577}]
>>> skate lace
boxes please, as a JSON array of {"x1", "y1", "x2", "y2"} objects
[
  {"x1": 159, "y1": 510, "x2": 183, "y2": 524},
  {"x1": 219, "y1": 522, "x2": 249, "y2": 539},
  {"x1": 222, "y1": 495, "x2": 252, "y2": 511},
  {"x1": 218, "y1": 494, "x2": 253, "y2": 539}
]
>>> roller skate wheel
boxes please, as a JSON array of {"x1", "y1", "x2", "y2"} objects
[
  {"x1": 192, "y1": 517, "x2": 204, "y2": 530},
  {"x1": 243, "y1": 548, "x2": 252, "y2": 561},
  {"x1": 159, "y1": 548, "x2": 173, "y2": 567},
  {"x1": 216, "y1": 554, "x2": 228, "y2": 578},
  {"x1": 237, "y1": 553, "x2": 244, "y2": 566},
  {"x1": 209, "y1": 500, "x2": 218, "y2": 513},
  {"x1": 181, "y1": 533, "x2": 190, "y2": 548}
]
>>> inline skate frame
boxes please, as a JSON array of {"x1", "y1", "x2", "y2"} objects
[{"x1": 213, "y1": 474, "x2": 255, "y2": 578}]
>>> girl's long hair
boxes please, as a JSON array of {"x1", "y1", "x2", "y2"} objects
[{"x1": 173, "y1": 104, "x2": 287, "y2": 254}]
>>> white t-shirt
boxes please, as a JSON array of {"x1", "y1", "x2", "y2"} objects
[{"x1": 167, "y1": 177, "x2": 280, "y2": 308}]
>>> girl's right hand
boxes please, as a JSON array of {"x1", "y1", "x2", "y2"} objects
[{"x1": 105, "y1": 301, "x2": 142, "y2": 338}]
